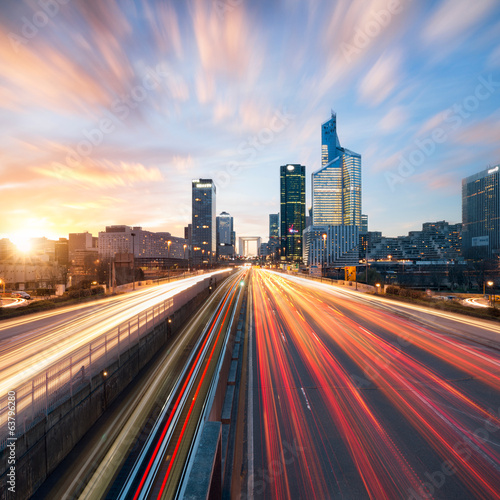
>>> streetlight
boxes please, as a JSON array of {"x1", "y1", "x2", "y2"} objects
[
  {"x1": 487, "y1": 280, "x2": 494, "y2": 306},
  {"x1": 183, "y1": 244, "x2": 187, "y2": 274},
  {"x1": 375, "y1": 283, "x2": 381, "y2": 294},
  {"x1": 322, "y1": 233, "x2": 327, "y2": 278},
  {"x1": 167, "y1": 240, "x2": 172, "y2": 280},
  {"x1": 131, "y1": 232, "x2": 136, "y2": 290}
]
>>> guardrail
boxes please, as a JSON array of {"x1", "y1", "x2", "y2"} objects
[{"x1": 0, "y1": 273, "x2": 228, "y2": 451}]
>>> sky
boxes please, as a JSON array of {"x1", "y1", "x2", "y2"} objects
[{"x1": 1, "y1": 0, "x2": 500, "y2": 247}]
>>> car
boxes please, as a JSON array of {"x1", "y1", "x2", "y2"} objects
[{"x1": 11, "y1": 291, "x2": 31, "y2": 299}]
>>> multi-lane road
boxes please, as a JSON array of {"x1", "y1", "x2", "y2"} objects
[{"x1": 246, "y1": 269, "x2": 500, "y2": 499}]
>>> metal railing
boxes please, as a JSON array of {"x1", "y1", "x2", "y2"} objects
[{"x1": 0, "y1": 275, "x2": 218, "y2": 450}]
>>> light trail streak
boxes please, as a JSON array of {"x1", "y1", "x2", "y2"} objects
[
  {"x1": 0, "y1": 271, "x2": 229, "y2": 403},
  {"x1": 251, "y1": 269, "x2": 500, "y2": 499}
]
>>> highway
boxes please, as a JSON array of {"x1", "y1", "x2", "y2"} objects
[
  {"x1": 37, "y1": 269, "x2": 246, "y2": 500},
  {"x1": 0, "y1": 271, "x2": 228, "y2": 395},
  {"x1": 0, "y1": 270, "x2": 229, "y2": 446},
  {"x1": 246, "y1": 269, "x2": 500, "y2": 499}
]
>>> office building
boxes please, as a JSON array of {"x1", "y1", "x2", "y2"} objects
[
  {"x1": 363, "y1": 221, "x2": 462, "y2": 261},
  {"x1": 280, "y1": 164, "x2": 306, "y2": 262},
  {"x1": 55, "y1": 238, "x2": 69, "y2": 266},
  {"x1": 462, "y1": 165, "x2": 500, "y2": 259},
  {"x1": 312, "y1": 112, "x2": 362, "y2": 228},
  {"x1": 304, "y1": 225, "x2": 359, "y2": 268},
  {"x1": 98, "y1": 226, "x2": 187, "y2": 261},
  {"x1": 269, "y1": 213, "x2": 279, "y2": 240},
  {"x1": 216, "y1": 211, "x2": 235, "y2": 259},
  {"x1": 192, "y1": 179, "x2": 216, "y2": 265},
  {"x1": 361, "y1": 214, "x2": 368, "y2": 233}
]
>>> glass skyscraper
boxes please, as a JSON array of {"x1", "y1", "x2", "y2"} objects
[
  {"x1": 312, "y1": 113, "x2": 362, "y2": 228},
  {"x1": 280, "y1": 164, "x2": 306, "y2": 262},
  {"x1": 462, "y1": 165, "x2": 500, "y2": 259},
  {"x1": 216, "y1": 211, "x2": 235, "y2": 259},
  {"x1": 269, "y1": 213, "x2": 279, "y2": 240},
  {"x1": 192, "y1": 179, "x2": 216, "y2": 265}
]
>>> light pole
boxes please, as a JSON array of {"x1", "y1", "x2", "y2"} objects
[
  {"x1": 375, "y1": 283, "x2": 381, "y2": 294},
  {"x1": 167, "y1": 240, "x2": 171, "y2": 280},
  {"x1": 131, "y1": 232, "x2": 136, "y2": 290},
  {"x1": 183, "y1": 244, "x2": 187, "y2": 275},
  {"x1": 322, "y1": 233, "x2": 327, "y2": 278},
  {"x1": 487, "y1": 280, "x2": 494, "y2": 306}
]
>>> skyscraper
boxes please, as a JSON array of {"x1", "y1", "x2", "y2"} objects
[
  {"x1": 216, "y1": 211, "x2": 235, "y2": 259},
  {"x1": 312, "y1": 112, "x2": 362, "y2": 228},
  {"x1": 462, "y1": 165, "x2": 500, "y2": 259},
  {"x1": 269, "y1": 213, "x2": 279, "y2": 240},
  {"x1": 192, "y1": 179, "x2": 216, "y2": 265},
  {"x1": 280, "y1": 164, "x2": 306, "y2": 262}
]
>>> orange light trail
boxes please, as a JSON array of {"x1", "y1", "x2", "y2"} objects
[{"x1": 251, "y1": 269, "x2": 500, "y2": 499}]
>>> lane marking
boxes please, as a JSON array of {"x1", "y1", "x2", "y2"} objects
[
  {"x1": 247, "y1": 279, "x2": 254, "y2": 498},
  {"x1": 300, "y1": 387, "x2": 311, "y2": 412}
]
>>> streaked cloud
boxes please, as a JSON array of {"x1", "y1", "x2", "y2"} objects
[{"x1": 0, "y1": 0, "x2": 499, "y2": 241}]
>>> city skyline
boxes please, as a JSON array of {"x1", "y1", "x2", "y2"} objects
[{"x1": 1, "y1": 1, "x2": 500, "y2": 246}]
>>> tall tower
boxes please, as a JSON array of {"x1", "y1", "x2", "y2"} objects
[
  {"x1": 312, "y1": 112, "x2": 362, "y2": 228},
  {"x1": 321, "y1": 111, "x2": 341, "y2": 167},
  {"x1": 462, "y1": 165, "x2": 500, "y2": 259},
  {"x1": 280, "y1": 164, "x2": 306, "y2": 262},
  {"x1": 216, "y1": 211, "x2": 235, "y2": 259},
  {"x1": 269, "y1": 213, "x2": 279, "y2": 241},
  {"x1": 192, "y1": 179, "x2": 216, "y2": 265}
]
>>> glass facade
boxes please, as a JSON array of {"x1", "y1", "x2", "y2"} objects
[
  {"x1": 313, "y1": 113, "x2": 362, "y2": 229},
  {"x1": 269, "y1": 213, "x2": 279, "y2": 240},
  {"x1": 280, "y1": 164, "x2": 306, "y2": 262},
  {"x1": 462, "y1": 166, "x2": 500, "y2": 258},
  {"x1": 216, "y1": 211, "x2": 235, "y2": 258},
  {"x1": 192, "y1": 179, "x2": 216, "y2": 264},
  {"x1": 342, "y1": 149, "x2": 362, "y2": 227}
]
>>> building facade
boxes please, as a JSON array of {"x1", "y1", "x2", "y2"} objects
[
  {"x1": 98, "y1": 226, "x2": 187, "y2": 261},
  {"x1": 362, "y1": 221, "x2": 462, "y2": 261},
  {"x1": 304, "y1": 225, "x2": 359, "y2": 268},
  {"x1": 192, "y1": 179, "x2": 216, "y2": 265},
  {"x1": 462, "y1": 165, "x2": 500, "y2": 259},
  {"x1": 312, "y1": 112, "x2": 362, "y2": 229},
  {"x1": 280, "y1": 164, "x2": 306, "y2": 262},
  {"x1": 216, "y1": 211, "x2": 235, "y2": 259}
]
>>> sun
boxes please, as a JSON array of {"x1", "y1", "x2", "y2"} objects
[{"x1": 10, "y1": 234, "x2": 32, "y2": 254}]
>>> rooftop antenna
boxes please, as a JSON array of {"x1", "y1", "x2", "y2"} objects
[{"x1": 331, "y1": 109, "x2": 336, "y2": 119}]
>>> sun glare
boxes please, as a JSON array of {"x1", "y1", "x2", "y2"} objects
[{"x1": 10, "y1": 234, "x2": 32, "y2": 253}]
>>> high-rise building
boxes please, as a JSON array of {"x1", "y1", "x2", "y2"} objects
[
  {"x1": 55, "y1": 238, "x2": 69, "y2": 265},
  {"x1": 462, "y1": 165, "x2": 500, "y2": 258},
  {"x1": 269, "y1": 213, "x2": 279, "y2": 240},
  {"x1": 216, "y1": 211, "x2": 235, "y2": 259},
  {"x1": 312, "y1": 112, "x2": 362, "y2": 228},
  {"x1": 280, "y1": 164, "x2": 306, "y2": 262},
  {"x1": 192, "y1": 179, "x2": 216, "y2": 265},
  {"x1": 361, "y1": 214, "x2": 368, "y2": 233}
]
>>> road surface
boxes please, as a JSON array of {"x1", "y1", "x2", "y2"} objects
[{"x1": 246, "y1": 269, "x2": 500, "y2": 499}]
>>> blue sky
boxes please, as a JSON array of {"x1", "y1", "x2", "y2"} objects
[{"x1": 0, "y1": 0, "x2": 499, "y2": 245}]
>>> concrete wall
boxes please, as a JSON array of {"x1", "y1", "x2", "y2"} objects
[{"x1": 0, "y1": 278, "x2": 223, "y2": 500}]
